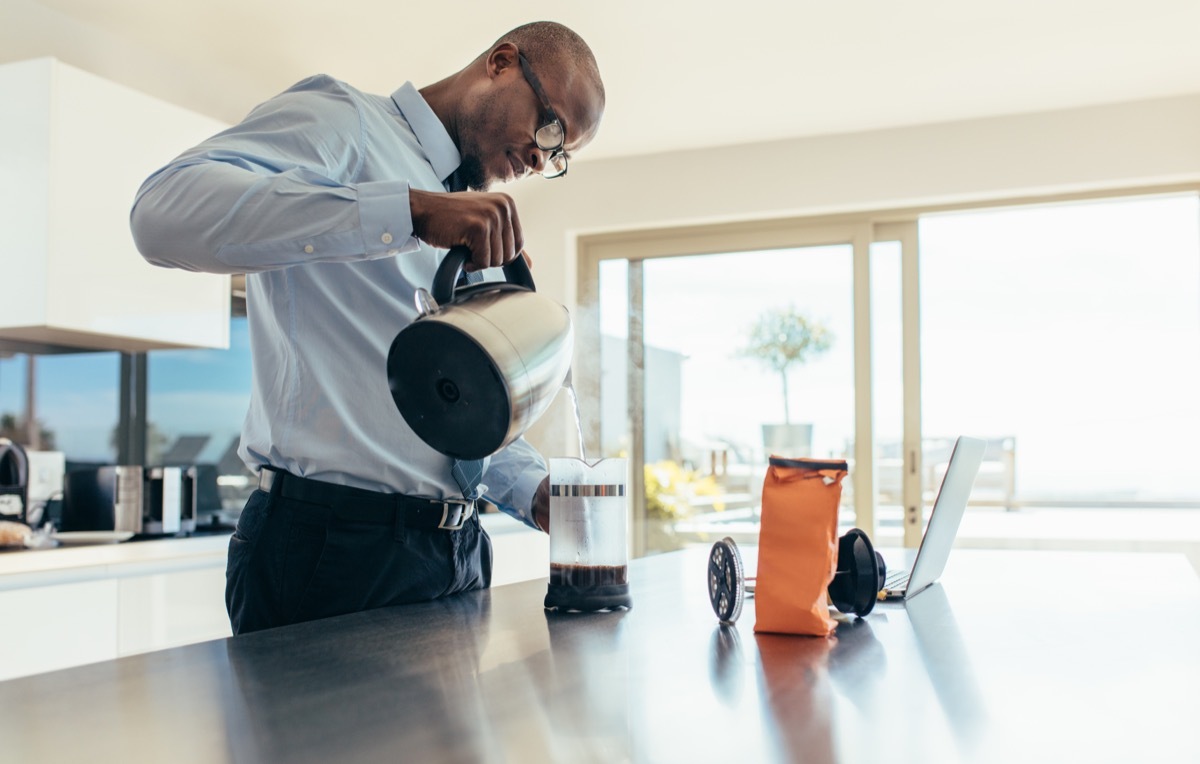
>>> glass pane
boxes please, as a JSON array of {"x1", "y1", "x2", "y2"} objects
[
  {"x1": 34, "y1": 353, "x2": 120, "y2": 464},
  {"x1": 1, "y1": 352, "x2": 119, "y2": 532},
  {"x1": 148, "y1": 317, "x2": 253, "y2": 513},
  {"x1": 920, "y1": 193, "x2": 1200, "y2": 507},
  {"x1": 870, "y1": 241, "x2": 905, "y2": 539},
  {"x1": 624, "y1": 245, "x2": 854, "y2": 554},
  {"x1": 598, "y1": 259, "x2": 630, "y2": 460},
  {"x1": 0, "y1": 355, "x2": 28, "y2": 442}
]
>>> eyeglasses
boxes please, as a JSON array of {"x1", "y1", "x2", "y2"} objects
[{"x1": 517, "y1": 53, "x2": 568, "y2": 179}]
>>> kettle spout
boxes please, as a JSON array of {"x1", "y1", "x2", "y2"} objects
[{"x1": 413, "y1": 288, "x2": 439, "y2": 317}]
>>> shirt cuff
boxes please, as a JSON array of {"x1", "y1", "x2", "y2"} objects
[
  {"x1": 492, "y1": 467, "x2": 547, "y2": 531},
  {"x1": 514, "y1": 466, "x2": 548, "y2": 526},
  {"x1": 357, "y1": 180, "x2": 418, "y2": 258}
]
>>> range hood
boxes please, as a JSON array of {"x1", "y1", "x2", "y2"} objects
[{"x1": 0, "y1": 57, "x2": 231, "y2": 355}]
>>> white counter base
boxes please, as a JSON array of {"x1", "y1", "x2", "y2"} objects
[{"x1": 0, "y1": 514, "x2": 547, "y2": 682}]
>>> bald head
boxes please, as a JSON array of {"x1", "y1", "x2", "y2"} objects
[
  {"x1": 423, "y1": 21, "x2": 605, "y2": 191},
  {"x1": 489, "y1": 21, "x2": 605, "y2": 111}
]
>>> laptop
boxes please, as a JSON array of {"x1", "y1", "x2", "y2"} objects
[{"x1": 879, "y1": 435, "x2": 986, "y2": 601}]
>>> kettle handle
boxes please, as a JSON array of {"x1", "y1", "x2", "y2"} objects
[{"x1": 432, "y1": 246, "x2": 537, "y2": 305}]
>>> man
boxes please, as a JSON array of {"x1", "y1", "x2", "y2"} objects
[{"x1": 130, "y1": 21, "x2": 605, "y2": 634}]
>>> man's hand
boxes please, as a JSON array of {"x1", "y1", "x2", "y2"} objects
[
  {"x1": 532, "y1": 476, "x2": 550, "y2": 534},
  {"x1": 410, "y1": 188, "x2": 524, "y2": 272}
]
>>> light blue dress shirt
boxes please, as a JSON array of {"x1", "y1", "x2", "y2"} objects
[{"x1": 131, "y1": 75, "x2": 546, "y2": 529}]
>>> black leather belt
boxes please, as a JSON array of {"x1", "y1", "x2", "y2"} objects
[{"x1": 257, "y1": 467, "x2": 475, "y2": 531}]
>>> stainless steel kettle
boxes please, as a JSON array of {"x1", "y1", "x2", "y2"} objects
[{"x1": 387, "y1": 247, "x2": 573, "y2": 460}]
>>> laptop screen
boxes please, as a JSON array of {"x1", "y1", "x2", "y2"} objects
[{"x1": 905, "y1": 436, "x2": 987, "y2": 596}]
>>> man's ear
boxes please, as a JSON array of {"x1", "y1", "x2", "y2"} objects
[{"x1": 485, "y1": 43, "x2": 520, "y2": 79}]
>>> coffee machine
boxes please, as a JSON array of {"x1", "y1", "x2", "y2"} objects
[
  {"x1": 142, "y1": 466, "x2": 198, "y2": 535},
  {"x1": 61, "y1": 465, "x2": 144, "y2": 533}
]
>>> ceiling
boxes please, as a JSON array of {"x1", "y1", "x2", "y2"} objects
[{"x1": 27, "y1": 0, "x2": 1200, "y2": 163}]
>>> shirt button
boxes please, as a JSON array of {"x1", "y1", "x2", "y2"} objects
[
  {"x1": 303, "y1": 245, "x2": 314, "y2": 254},
  {"x1": 381, "y1": 233, "x2": 394, "y2": 244}
]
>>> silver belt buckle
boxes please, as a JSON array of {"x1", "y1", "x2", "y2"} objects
[{"x1": 438, "y1": 498, "x2": 475, "y2": 530}]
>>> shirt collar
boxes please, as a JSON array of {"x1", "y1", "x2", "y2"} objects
[{"x1": 391, "y1": 82, "x2": 461, "y2": 184}]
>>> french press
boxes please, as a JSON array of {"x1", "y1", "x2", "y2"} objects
[{"x1": 544, "y1": 457, "x2": 633, "y2": 612}]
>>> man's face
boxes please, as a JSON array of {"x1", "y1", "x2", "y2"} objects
[{"x1": 457, "y1": 51, "x2": 603, "y2": 191}]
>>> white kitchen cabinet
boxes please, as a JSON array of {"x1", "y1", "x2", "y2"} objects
[
  {"x1": 116, "y1": 567, "x2": 232, "y2": 657},
  {"x1": 0, "y1": 579, "x2": 119, "y2": 680},
  {"x1": 488, "y1": 518, "x2": 550, "y2": 586},
  {"x1": 0, "y1": 57, "x2": 230, "y2": 354},
  {"x1": 0, "y1": 535, "x2": 231, "y2": 681},
  {"x1": 0, "y1": 516, "x2": 547, "y2": 681}
]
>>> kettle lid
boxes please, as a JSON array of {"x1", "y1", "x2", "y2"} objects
[{"x1": 387, "y1": 321, "x2": 512, "y2": 461}]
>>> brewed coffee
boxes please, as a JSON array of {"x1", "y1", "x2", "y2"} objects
[
  {"x1": 545, "y1": 563, "x2": 632, "y2": 612},
  {"x1": 545, "y1": 457, "x2": 632, "y2": 613},
  {"x1": 550, "y1": 563, "x2": 628, "y2": 588}
]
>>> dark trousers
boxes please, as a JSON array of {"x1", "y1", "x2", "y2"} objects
[{"x1": 225, "y1": 479, "x2": 492, "y2": 635}]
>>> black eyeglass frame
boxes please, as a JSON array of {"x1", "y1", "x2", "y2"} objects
[{"x1": 517, "y1": 53, "x2": 568, "y2": 179}]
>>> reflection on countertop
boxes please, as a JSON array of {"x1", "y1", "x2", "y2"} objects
[{"x1": 5, "y1": 546, "x2": 1198, "y2": 762}]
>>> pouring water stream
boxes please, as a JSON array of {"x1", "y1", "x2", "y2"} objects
[{"x1": 562, "y1": 370, "x2": 587, "y2": 462}]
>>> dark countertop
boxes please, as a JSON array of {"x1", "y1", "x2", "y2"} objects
[{"x1": 4, "y1": 546, "x2": 1200, "y2": 763}]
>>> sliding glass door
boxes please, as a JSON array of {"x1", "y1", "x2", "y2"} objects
[
  {"x1": 577, "y1": 189, "x2": 1200, "y2": 561},
  {"x1": 579, "y1": 221, "x2": 884, "y2": 556},
  {"x1": 918, "y1": 193, "x2": 1200, "y2": 509}
]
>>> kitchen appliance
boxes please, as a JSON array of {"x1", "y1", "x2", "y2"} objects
[
  {"x1": 143, "y1": 466, "x2": 197, "y2": 535},
  {"x1": 61, "y1": 466, "x2": 144, "y2": 534},
  {"x1": 0, "y1": 438, "x2": 29, "y2": 525},
  {"x1": 189, "y1": 464, "x2": 234, "y2": 530},
  {"x1": 544, "y1": 457, "x2": 633, "y2": 612},
  {"x1": 25, "y1": 450, "x2": 65, "y2": 528},
  {"x1": 387, "y1": 247, "x2": 573, "y2": 461}
]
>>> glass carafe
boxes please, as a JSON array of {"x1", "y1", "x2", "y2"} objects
[{"x1": 544, "y1": 457, "x2": 633, "y2": 612}]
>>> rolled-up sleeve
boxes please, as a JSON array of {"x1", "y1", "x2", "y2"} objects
[{"x1": 130, "y1": 75, "x2": 420, "y2": 274}]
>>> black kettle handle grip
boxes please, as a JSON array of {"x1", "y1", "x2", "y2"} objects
[{"x1": 431, "y1": 246, "x2": 537, "y2": 304}]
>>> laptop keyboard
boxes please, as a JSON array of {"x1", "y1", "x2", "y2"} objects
[{"x1": 884, "y1": 569, "x2": 909, "y2": 591}]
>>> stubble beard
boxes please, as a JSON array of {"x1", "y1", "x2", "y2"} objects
[
  {"x1": 455, "y1": 89, "x2": 504, "y2": 192},
  {"x1": 454, "y1": 155, "x2": 490, "y2": 192}
]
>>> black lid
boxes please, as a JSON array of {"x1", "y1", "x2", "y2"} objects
[{"x1": 386, "y1": 321, "x2": 512, "y2": 461}]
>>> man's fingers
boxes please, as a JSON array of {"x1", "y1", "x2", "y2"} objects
[
  {"x1": 409, "y1": 189, "x2": 524, "y2": 271},
  {"x1": 485, "y1": 195, "x2": 518, "y2": 268},
  {"x1": 500, "y1": 213, "x2": 516, "y2": 269},
  {"x1": 489, "y1": 221, "x2": 505, "y2": 269},
  {"x1": 496, "y1": 195, "x2": 518, "y2": 268},
  {"x1": 509, "y1": 202, "x2": 524, "y2": 261}
]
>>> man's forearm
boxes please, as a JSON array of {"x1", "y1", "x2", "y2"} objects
[{"x1": 131, "y1": 161, "x2": 420, "y2": 274}]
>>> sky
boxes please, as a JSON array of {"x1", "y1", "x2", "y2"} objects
[{"x1": 0, "y1": 319, "x2": 253, "y2": 464}]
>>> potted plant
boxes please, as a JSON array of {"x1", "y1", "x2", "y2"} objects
[{"x1": 739, "y1": 306, "x2": 833, "y2": 458}]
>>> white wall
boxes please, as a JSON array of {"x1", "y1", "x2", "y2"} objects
[
  {"x1": 509, "y1": 91, "x2": 1200, "y2": 309},
  {"x1": 507, "y1": 92, "x2": 1200, "y2": 456},
  {"x1": 0, "y1": 0, "x2": 268, "y2": 129},
  {"x1": 7, "y1": 2, "x2": 1199, "y2": 457}
]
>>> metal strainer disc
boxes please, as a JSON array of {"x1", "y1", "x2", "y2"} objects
[{"x1": 707, "y1": 537, "x2": 745, "y2": 625}]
